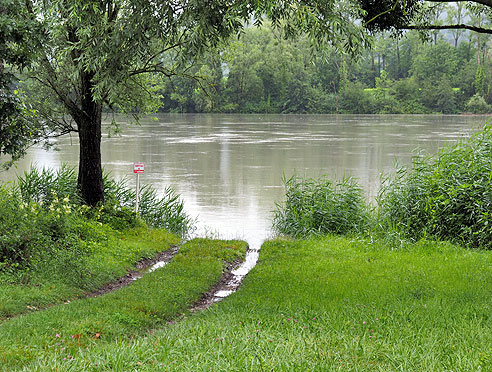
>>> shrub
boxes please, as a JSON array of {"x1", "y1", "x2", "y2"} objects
[
  {"x1": 378, "y1": 125, "x2": 492, "y2": 249},
  {"x1": 272, "y1": 175, "x2": 369, "y2": 238},
  {"x1": 104, "y1": 176, "x2": 193, "y2": 236},
  {"x1": 0, "y1": 187, "x2": 43, "y2": 270},
  {"x1": 14, "y1": 166, "x2": 193, "y2": 235},
  {"x1": 340, "y1": 81, "x2": 375, "y2": 114},
  {"x1": 466, "y1": 94, "x2": 491, "y2": 114},
  {"x1": 0, "y1": 185, "x2": 87, "y2": 276}
]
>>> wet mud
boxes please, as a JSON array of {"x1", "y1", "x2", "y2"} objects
[
  {"x1": 190, "y1": 245, "x2": 260, "y2": 312},
  {"x1": 86, "y1": 245, "x2": 179, "y2": 298}
]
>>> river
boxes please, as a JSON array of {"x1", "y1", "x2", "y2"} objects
[{"x1": 0, "y1": 114, "x2": 488, "y2": 248}]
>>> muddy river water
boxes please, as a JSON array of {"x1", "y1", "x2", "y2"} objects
[{"x1": 0, "y1": 114, "x2": 487, "y2": 250}]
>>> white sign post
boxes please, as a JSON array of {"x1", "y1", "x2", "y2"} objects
[{"x1": 133, "y1": 163, "x2": 145, "y2": 213}]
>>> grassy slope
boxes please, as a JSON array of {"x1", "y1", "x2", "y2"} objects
[
  {"x1": 0, "y1": 239, "x2": 247, "y2": 370},
  {"x1": 22, "y1": 235, "x2": 492, "y2": 371},
  {"x1": 0, "y1": 228, "x2": 180, "y2": 320}
]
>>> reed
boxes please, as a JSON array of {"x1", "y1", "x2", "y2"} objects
[
  {"x1": 377, "y1": 124, "x2": 492, "y2": 249},
  {"x1": 272, "y1": 174, "x2": 369, "y2": 238},
  {"x1": 14, "y1": 165, "x2": 193, "y2": 235}
]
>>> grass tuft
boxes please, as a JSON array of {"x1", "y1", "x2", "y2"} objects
[{"x1": 272, "y1": 174, "x2": 369, "y2": 238}]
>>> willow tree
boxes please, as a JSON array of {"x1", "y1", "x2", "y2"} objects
[
  {"x1": 358, "y1": 0, "x2": 492, "y2": 35},
  {"x1": 3, "y1": 0, "x2": 366, "y2": 205}
]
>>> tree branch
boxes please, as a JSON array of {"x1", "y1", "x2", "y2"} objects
[
  {"x1": 128, "y1": 65, "x2": 176, "y2": 78},
  {"x1": 427, "y1": 0, "x2": 492, "y2": 7},
  {"x1": 24, "y1": 0, "x2": 83, "y2": 117},
  {"x1": 404, "y1": 23, "x2": 492, "y2": 34}
]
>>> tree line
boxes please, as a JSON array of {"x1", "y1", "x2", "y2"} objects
[{"x1": 160, "y1": 24, "x2": 492, "y2": 115}]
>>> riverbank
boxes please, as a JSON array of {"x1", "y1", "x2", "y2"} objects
[{"x1": 6, "y1": 234, "x2": 492, "y2": 371}]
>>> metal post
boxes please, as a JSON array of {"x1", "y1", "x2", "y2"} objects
[{"x1": 135, "y1": 173, "x2": 140, "y2": 213}]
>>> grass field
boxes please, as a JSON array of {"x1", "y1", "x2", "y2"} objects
[
  {"x1": 0, "y1": 238, "x2": 247, "y2": 371},
  {"x1": 0, "y1": 227, "x2": 180, "y2": 320},
  {"x1": 12, "y1": 235, "x2": 492, "y2": 371}
]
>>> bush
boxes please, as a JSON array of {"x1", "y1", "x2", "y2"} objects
[
  {"x1": 421, "y1": 80, "x2": 458, "y2": 114},
  {"x1": 377, "y1": 125, "x2": 492, "y2": 249},
  {"x1": 466, "y1": 94, "x2": 491, "y2": 114},
  {"x1": 0, "y1": 166, "x2": 192, "y2": 275},
  {"x1": 0, "y1": 185, "x2": 90, "y2": 278},
  {"x1": 340, "y1": 81, "x2": 375, "y2": 114},
  {"x1": 272, "y1": 175, "x2": 369, "y2": 238},
  {"x1": 15, "y1": 165, "x2": 193, "y2": 235}
]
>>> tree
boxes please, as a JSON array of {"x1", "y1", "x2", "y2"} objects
[
  {"x1": 446, "y1": 2, "x2": 467, "y2": 47},
  {"x1": 358, "y1": 0, "x2": 492, "y2": 35},
  {"x1": 0, "y1": 0, "x2": 39, "y2": 167},
  {"x1": 3, "y1": 0, "x2": 368, "y2": 205}
]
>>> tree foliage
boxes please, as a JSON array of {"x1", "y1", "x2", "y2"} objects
[
  {"x1": 358, "y1": 0, "x2": 492, "y2": 35},
  {"x1": 0, "y1": 0, "x2": 39, "y2": 166},
  {"x1": 1, "y1": 0, "x2": 369, "y2": 205}
]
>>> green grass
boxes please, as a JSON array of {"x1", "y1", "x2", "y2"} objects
[
  {"x1": 0, "y1": 238, "x2": 247, "y2": 370},
  {"x1": 0, "y1": 227, "x2": 179, "y2": 320},
  {"x1": 19, "y1": 235, "x2": 492, "y2": 371}
]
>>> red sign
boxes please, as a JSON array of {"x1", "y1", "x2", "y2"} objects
[{"x1": 133, "y1": 162, "x2": 145, "y2": 174}]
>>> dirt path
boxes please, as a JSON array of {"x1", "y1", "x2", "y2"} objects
[
  {"x1": 86, "y1": 245, "x2": 179, "y2": 298},
  {"x1": 88, "y1": 241, "x2": 260, "y2": 313}
]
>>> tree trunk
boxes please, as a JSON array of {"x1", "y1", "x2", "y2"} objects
[
  {"x1": 74, "y1": 72, "x2": 105, "y2": 206},
  {"x1": 371, "y1": 50, "x2": 375, "y2": 87},
  {"x1": 77, "y1": 112, "x2": 104, "y2": 206},
  {"x1": 477, "y1": 14, "x2": 482, "y2": 66},
  {"x1": 396, "y1": 38, "x2": 401, "y2": 79}
]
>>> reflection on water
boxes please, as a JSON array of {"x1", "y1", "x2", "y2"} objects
[{"x1": 0, "y1": 114, "x2": 487, "y2": 247}]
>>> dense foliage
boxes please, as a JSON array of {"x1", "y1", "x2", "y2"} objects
[
  {"x1": 358, "y1": 0, "x2": 492, "y2": 36},
  {"x1": 274, "y1": 125, "x2": 492, "y2": 249},
  {"x1": 159, "y1": 24, "x2": 492, "y2": 114},
  {"x1": 0, "y1": 166, "x2": 192, "y2": 275},
  {"x1": 378, "y1": 125, "x2": 492, "y2": 249},
  {"x1": 0, "y1": 0, "x2": 39, "y2": 165}
]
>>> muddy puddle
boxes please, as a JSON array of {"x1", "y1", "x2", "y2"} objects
[
  {"x1": 132, "y1": 260, "x2": 170, "y2": 281},
  {"x1": 191, "y1": 243, "x2": 260, "y2": 311}
]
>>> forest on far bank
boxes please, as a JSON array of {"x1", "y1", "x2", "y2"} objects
[{"x1": 159, "y1": 23, "x2": 492, "y2": 115}]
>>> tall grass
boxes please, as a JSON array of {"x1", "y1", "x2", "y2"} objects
[
  {"x1": 377, "y1": 125, "x2": 492, "y2": 249},
  {"x1": 104, "y1": 175, "x2": 193, "y2": 236},
  {"x1": 273, "y1": 126, "x2": 492, "y2": 250},
  {"x1": 15, "y1": 165, "x2": 193, "y2": 235},
  {"x1": 272, "y1": 174, "x2": 369, "y2": 238},
  {"x1": 16, "y1": 165, "x2": 81, "y2": 205}
]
